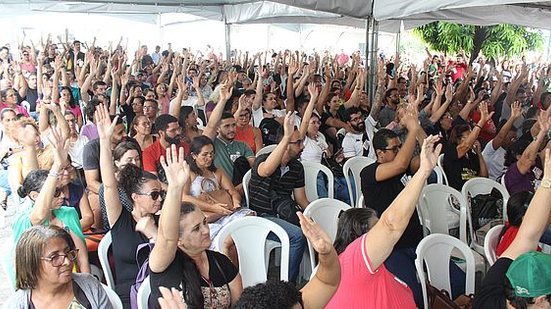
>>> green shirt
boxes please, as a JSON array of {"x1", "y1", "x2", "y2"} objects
[{"x1": 213, "y1": 136, "x2": 254, "y2": 179}]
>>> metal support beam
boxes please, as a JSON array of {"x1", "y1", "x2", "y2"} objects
[
  {"x1": 364, "y1": 17, "x2": 371, "y2": 92},
  {"x1": 222, "y1": 6, "x2": 231, "y2": 61},
  {"x1": 368, "y1": 19, "x2": 379, "y2": 107}
]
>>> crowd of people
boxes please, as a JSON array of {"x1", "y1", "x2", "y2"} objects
[{"x1": 1, "y1": 33, "x2": 551, "y2": 309}]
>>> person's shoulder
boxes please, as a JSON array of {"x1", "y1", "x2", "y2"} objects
[
  {"x1": 143, "y1": 139, "x2": 160, "y2": 152},
  {"x1": 3, "y1": 289, "x2": 29, "y2": 308},
  {"x1": 84, "y1": 138, "x2": 100, "y2": 149}
]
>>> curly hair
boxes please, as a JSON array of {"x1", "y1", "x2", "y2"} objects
[
  {"x1": 118, "y1": 164, "x2": 158, "y2": 198},
  {"x1": 234, "y1": 280, "x2": 303, "y2": 309}
]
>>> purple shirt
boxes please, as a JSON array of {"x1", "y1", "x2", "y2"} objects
[
  {"x1": 504, "y1": 161, "x2": 542, "y2": 194},
  {"x1": 80, "y1": 122, "x2": 98, "y2": 141}
]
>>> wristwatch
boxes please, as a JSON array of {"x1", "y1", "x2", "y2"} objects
[{"x1": 540, "y1": 178, "x2": 551, "y2": 189}]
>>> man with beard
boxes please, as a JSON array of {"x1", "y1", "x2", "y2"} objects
[
  {"x1": 342, "y1": 107, "x2": 375, "y2": 160},
  {"x1": 378, "y1": 88, "x2": 400, "y2": 127},
  {"x1": 249, "y1": 112, "x2": 308, "y2": 284},
  {"x1": 201, "y1": 82, "x2": 255, "y2": 189},
  {"x1": 142, "y1": 114, "x2": 189, "y2": 182}
]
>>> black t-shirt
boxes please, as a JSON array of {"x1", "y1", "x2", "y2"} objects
[
  {"x1": 24, "y1": 88, "x2": 39, "y2": 112},
  {"x1": 150, "y1": 250, "x2": 238, "y2": 309},
  {"x1": 121, "y1": 104, "x2": 136, "y2": 131},
  {"x1": 443, "y1": 143, "x2": 481, "y2": 191},
  {"x1": 249, "y1": 154, "x2": 305, "y2": 215},
  {"x1": 111, "y1": 209, "x2": 148, "y2": 306},
  {"x1": 473, "y1": 257, "x2": 512, "y2": 309},
  {"x1": 361, "y1": 161, "x2": 423, "y2": 248}
]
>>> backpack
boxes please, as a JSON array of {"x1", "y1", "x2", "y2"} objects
[
  {"x1": 259, "y1": 117, "x2": 282, "y2": 146},
  {"x1": 130, "y1": 242, "x2": 154, "y2": 309}
]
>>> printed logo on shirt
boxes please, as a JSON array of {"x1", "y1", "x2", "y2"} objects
[{"x1": 400, "y1": 174, "x2": 411, "y2": 186}]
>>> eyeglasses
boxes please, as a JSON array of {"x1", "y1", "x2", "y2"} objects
[
  {"x1": 41, "y1": 249, "x2": 79, "y2": 267},
  {"x1": 383, "y1": 144, "x2": 402, "y2": 153},
  {"x1": 137, "y1": 190, "x2": 166, "y2": 200},
  {"x1": 288, "y1": 139, "x2": 304, "y2": 145}
]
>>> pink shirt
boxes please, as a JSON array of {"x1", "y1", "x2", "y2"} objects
[
  {"x1": 326, "y1": 235, "x2": 417, "y2": 309},
  {"x1": 0, "y1": 103, "x2": 29, "y2": 117}
]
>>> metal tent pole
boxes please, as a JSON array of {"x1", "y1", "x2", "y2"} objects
[
  {"x1": 222, "y1": 6, "x2": 231, "y2": 61},
  {"x1": 368, "y1": 19, "x2": 379, "y2": 107}
]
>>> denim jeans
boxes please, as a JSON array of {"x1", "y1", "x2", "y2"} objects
[
  {"x1": 316, "y1": 173, "x2": 351, "y2": 205},
  {"x1": 262, "y1": 215, "x2": 306, "y2": 283},
  {"x1": 384, "y1": 246, "x2": 466, "y2": 309},
  {"x1": 540, "y1": 226, "x2": 551, "y2": 245}
]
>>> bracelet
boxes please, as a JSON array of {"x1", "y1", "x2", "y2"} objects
[
  {"x1": 48, "y1": 171, "x2": 60, "y2": 178},
  {"x1": 475, "y1": 124, "x2": 483, "y2": 130}
]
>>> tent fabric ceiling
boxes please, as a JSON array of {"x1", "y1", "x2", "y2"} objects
[{"x1": 2, "y1": 0, "x2": 551, "y2": 31}]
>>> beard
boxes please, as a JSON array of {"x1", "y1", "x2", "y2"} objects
[
  {"x1": 351, "y1": 122, "x2": 365, "y2": 132},
  {"x1": 165, "y1": 135, "x2": 181, "y2": 145}
]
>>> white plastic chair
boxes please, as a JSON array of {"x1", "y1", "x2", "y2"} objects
[
  {"x1": 500, "y1": 175, "x2": 507, "y2": 191},
  {"x1": 431, "y1": 166, "x2": 449, "y2": 185},
  {"x1": 418, "y1": 184, "x2": 466, "y2": 242},
  {"x1": 304, "y1": 198, "x2": 351, "y2": 271},
  {"x1": 215, "y1": 217, "x2": 290, "y2": 287},
  {"x1": 137, "y1": 275, "x2": 151, "y2": 309},
  {"x1": 415, "y1": 234, "x2": 476, "y2": 309},
  {"x1": 462, "y1": 177, "x2": 509, "y2": 254},
  {"x1": 356, "y1": 194, "x2": 364, "y2": 208},
  {"x1": 98, "y1": 232, "x2": 115, "y2": 289},
  {"x1": 242, "y1": 169, "x2": 252, "y2": 207},
  {"x1": 343, "y1": 156, "x2": 375, "y2": 207},
  {"x1": 242, "y1": 169, "x2": 283, "y2": 274},
  {"x1": 256, "y1": 144, "x2": 277, "y2": 157},
  {"x1": 302, "y1": 161, "x2": 334, "y2": 201},
  {"x1": 101, "y1": 283, "x2": 123, "y2": 309},
  {"x1": 484, "y1": 224, "x2": 504, "y2": 266},
  {"x1": 437, "y1": 153, "x2": 445, "y2": 169}
]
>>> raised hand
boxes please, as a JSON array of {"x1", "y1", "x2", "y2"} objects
[
  {"x1": 160, "y1": 144, "x2": 190, "y2": 188},
  {"x1": 538, "y1": 110, "x2": 550, "y2": 134},
  {"x1": 48, "y1": 126, "x2": 70, "y2": 167},
  {"x1": 158, "y1": 287, "x2": 188, "y2": 309},
  {"x1": 434, "y1": 80, "x2": 444, "y2": 97},
  {"x1": 283, "y1": 111, "x2": 296, "y2": 139},
  {"x1": 307, "y1": 81, "x2": 319, "y2": 100},
  {"x1": 192, "y1": 76, "x2": 200, "y2": 90},
  {"x1": 94, "y1": 103, "x2": 117, "y2": 140},
  {"x1": 479, "y1": 101, "x2": 494, "y2": 124},
  {"x1": 511, "y1": 101, "x2": 522, "y2": 119},
  {"x1": 445, "y1": 83, "x2": 453, "y2": 102},
  {"x1": 418, "y1": 135, "x2": 442, "y2": 175},
  {"x1": 298, "y1": 212, "x2": 333, "y2": 255},
  {"x1": 288, "y1": 58, "x2": 299, "y2": 77},
  {"x1": 219, "y1": 81, "x2": 233, "y2": 102},
  {"x1": 400, "y1": 105, "x2": 420, "y2": 132}
]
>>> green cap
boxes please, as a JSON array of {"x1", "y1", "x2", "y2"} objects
[{"x1": 506, "y1": 251, "x2": 551, "y2": 298}]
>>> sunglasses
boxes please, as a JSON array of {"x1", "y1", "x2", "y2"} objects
[{"x1": 137, "y1": 190, "x2": 166, "y2": 201}]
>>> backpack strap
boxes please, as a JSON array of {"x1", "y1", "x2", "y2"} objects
[{"x1": 212, "y1": 253, "x2": 231, "y2": 301}]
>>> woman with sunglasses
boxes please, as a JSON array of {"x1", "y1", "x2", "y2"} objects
[
  {"x1": 5, "y1": 225, "x2": 111, "y2": 308},
  {"x1": 149, "y1": 145, "x2": 243, "y2": 309},
  {"x1": 10, "y1": 127, "x2": 90, "y2": 285},
  {"x1": 233, "y1": 96, "x2": 262, "y2": 154},
  {"x1": 98, "y1": 103, "x2": 161, "y2": 307},
  {"x1": 130, "y1": 115, "x2": 155, "y2": 150}
]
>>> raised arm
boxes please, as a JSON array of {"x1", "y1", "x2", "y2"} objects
[
  {"x1": 257, "y1": 112, "x2": 294, "y2": 177},
  {"x1": 30, "y1": 127, "x2": 68, "y2": 225},
  {"x1": 285, "y1": 58, "x2": 299, "y2": 114},
  {"x1": 149, "y1": 145, "x2": 189, "y2": 273},
  {"x1": 298, "y1": 83, "x2": 319, "y2": 139},
  {"x1": 491, "y1": 102, "x2": 522, "y2": 150},
  {"x1": 203, "y1": 79, "x2": 233, "y2": 139},
  {"x1": 375, "y1": 107, "x2": 420, "y2": 181},
  {"x1": 299, "y1": 212, "x2": 340, "y2": 309},
  {"x1": 456, "y1": 101, "x2": 493, "y2": 158},
  {"x1": 96, "y1": 103, "x2": 124, "y2": 226},
  {"x1": 503, "y1": 148, "x2": 551, "y2": 259},
  {"x1": 516, "y1": 112, "x2": 549, "y2": 175},
  {"x1": 366, "y1": 135, "x2": 441, "y2": 270}
]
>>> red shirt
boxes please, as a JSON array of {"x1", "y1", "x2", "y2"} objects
[
  {"x1": 471, "y1": 110, "x2": 496, "y2": 144},
  {"x1": 142, "y1": 139, "x2": 190, "y2": 173},
  {"x1": 496, "y1": 222, "x2": 541, "y2": 257}
]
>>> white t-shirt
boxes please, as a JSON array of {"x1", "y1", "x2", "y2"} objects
[
  {"x1": 68, "y1": 135, "x2": 89, "y2": 169},
  {"x1": 342, "y1": 115, "x2": 377, "y2": 160},
  {"x1": 252, "y1": 107, "x2": 286, "y2": 128},
  {"x1": 481, "y1": 139, "x2": 506, "y2": 181},
  {"x1": 301, "y1": 133, "x2": 328, "y2": 163}
]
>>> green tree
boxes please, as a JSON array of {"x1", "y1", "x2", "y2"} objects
[{"x1": 414, "y1": 22, "x2": 543, "y2": 64}]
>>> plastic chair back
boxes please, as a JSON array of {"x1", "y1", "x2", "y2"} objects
[
  {"x1": 98, "y1": 231, "x2": 115, "y2": 289},
  {"x1": 461, "y1": 177, "x2": 509, "y2": 221},
  {"x1": 302, "y1": 161, "x2": 334, "y2": 201},
  {"x1": 304, "y1": 198, "x2": 350, "y2": 271},
  {"x1": 343, "y1": 156, "x2": 374, "y2": 206},
  {"x1": 432, "y1": 166, "x2": 449, "y2": 185},
  {"x1": 102, "y1": 283, "x2": 123, "y2": 309},
  {"x1": 415, "y1": 234, "x2": 476, "y2": 309},
  {"x1": 484, "y1": 224, "x2": 504, "y2": 266},
  {"x1": 137, "y1": 276, "x2": 151, "y2": 309},
  {"x1": 243, "y1": 170, "x2": 252, "y2": 207},
  {"x1": 256, "y1": 144, "x2": 277, "y2": 157},
  {"x1": 356, "y1": 194, "x2": 364, "y2": 208},
  {"x1": 215, "y1": 217, "x2": 290, "y2": 287},
  {"x1": 418, "y1": 184, "x2": 468, "y2": 243},
  {"x1": 437, "y1": 154, "x2": 444, "y2": 169}
]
